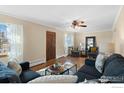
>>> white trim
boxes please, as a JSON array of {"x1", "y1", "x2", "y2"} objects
[
  {"x1": 30, "y1": 58, "x2": 46, "y2": 67},
  {"x1": 112, "y1": 6, "x2": 123, "y2": 31},
  {"x1": 56, "y1": 54, "x2": 68, "y2": 59},
  {"x1": 0, "y1": 11, "x2": 66, "y2": 32},
  {"x1": 77, "y1": 29, "x2": 112, "y2": 33}
]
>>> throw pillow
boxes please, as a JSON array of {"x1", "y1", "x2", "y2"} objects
[
  {"x1": 8, "y1": 61, "x2": 22, "y2": 75},
  {"x1": 91, "y1": 47, "x2": 97, "y2": 52},
  {"x1": 28, "y1": 75, "x2": 78, "y2": 83},
  {"x1": 95, "y1": 53, "x2": 106, "y2": 73}
]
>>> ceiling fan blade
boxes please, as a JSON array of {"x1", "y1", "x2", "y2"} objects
[
  {"x1": 71, "y1": 19, "x2": 87, "y2": 29},
  {"x1": 80, "y1": 25, "x2": 87, "y2": 27},
  {"x1": 80, "y1": 21, "x2": 84, "y2": 23}
]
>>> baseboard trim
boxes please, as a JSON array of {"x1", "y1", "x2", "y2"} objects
[
  {"x1": 30, "y1": 58, "x2": 46, "y2": 67},
  {"x1": 30, "y1": 54, "x2": 68, "y2": 67},
  {"x1": 56, "y1": 54, "x2": 68, "y2": 59}
]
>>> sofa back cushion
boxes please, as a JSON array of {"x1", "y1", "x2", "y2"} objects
[
  {"x1": 103, "y1": 54, "x2": 124, "y2": 76},
  {"x1": 8, "y1": 61, "x2": 22, "y2": 75},
  {"x1": 103, "y1": 54, "x2": 123, "y2": 72},
  {"x1": 95, "y1": 53, "x2": 106, "y2": 73}
]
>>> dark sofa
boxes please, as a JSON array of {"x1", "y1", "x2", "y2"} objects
[
  {"x1": 0, "y1": 61, "x2": 41, "y2": 83},
  {"x1": 75, "y1": 53, "x2": 124, "y2": 83},
  {"x1": 1, "y1": 53, "x2": 124, "y2": 83}
]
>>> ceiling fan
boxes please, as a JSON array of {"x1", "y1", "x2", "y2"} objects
[{"x1": 71, "y1": 19, "x2": 87, "y2": 29}]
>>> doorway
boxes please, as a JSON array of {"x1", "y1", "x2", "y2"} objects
[
  {"x1": 46, "y1": 31, "x2": 56, "y2": 61},
  {"x1": 85, "y1": 36, "x2": 96, "y2": 52}
]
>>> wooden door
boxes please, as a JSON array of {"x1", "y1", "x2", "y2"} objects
[{"x1": 46, "y1": 31, "x2": 56, "y2": 61}]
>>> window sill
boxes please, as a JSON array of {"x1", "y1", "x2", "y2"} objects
[{"x1": 0, "y1": 53, "x2": 8, "y2": 58}]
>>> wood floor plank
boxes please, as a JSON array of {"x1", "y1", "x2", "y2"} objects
[{"x1": 31, "y1": 56, "x2": 86, "y2": 71}]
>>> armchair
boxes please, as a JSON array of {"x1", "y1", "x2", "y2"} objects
[{"x1": 87, "y1": 47, "x2": 99, "y2": 59}]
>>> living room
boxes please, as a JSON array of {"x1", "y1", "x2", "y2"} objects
[{"x1": 0, "y1": 5, "x2": 124, "y2": 84}]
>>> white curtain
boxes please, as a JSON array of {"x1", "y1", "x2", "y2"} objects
[
  {"x1": 7, "y1": 24, "x2": 23, "y2": 62},
  {"x1": 64, "y1": 33, "x2": 74, "y2": 54}
]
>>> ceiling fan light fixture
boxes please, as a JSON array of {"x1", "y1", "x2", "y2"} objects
[{"x1": 71, "y1": 19, "x2": 87, "y2": 29}]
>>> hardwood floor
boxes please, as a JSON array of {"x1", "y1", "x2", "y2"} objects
[{"x1": 31, "y1": 56, "x2": 86, "y2": 71}]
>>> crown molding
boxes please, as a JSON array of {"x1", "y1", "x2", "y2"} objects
[
  {"x1": 76, "y1": 29, "x2": 112, "y2": 33},
  {"x1": 0, "y1": 11, "x2": 66, "y2": 32}
]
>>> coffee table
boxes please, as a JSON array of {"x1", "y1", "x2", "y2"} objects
[
  {"x1": 37, "y1": 62, "x2": 77, "y2": 76},
  {"x1": 45, "y1": 63, "x2": 77, "y2": 75}
]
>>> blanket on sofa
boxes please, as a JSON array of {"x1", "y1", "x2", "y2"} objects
[{"x1": 0, "y1": 62, "x2": 20, "y2": 83}]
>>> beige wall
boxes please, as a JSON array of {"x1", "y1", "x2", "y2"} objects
[
  {"x1": 0, "y1": 14, "x2": 70, "y2": 65},
  {"x1": 113, "y1": 6, "x2": 124, "y2": 56},
  {"x1": 74, "y1": 31, "x2": 113, "y2": 51}
]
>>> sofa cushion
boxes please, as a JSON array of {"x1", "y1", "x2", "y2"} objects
[
  {"x1": 8, "y1": 61, "x2": 22, "y2": 75},
  {"x1": 20, "y1": 62, "x2": 30, "y2": 71},
  {"x1": 28, "y1": 75, "x2": 78, "y2": 83},
  {"x1": 20, "y1": 70, "x2": 41, "y2": 83},
  {"x1": 75, "y1": 65, "x2": 102, "y2": 82},
  {"x1": 103, "y1": 54, "x2": 123, "y2": 72},
  {"x1": 75, "y1": 71, "x2": 98, "y2": 83},
  {"x1": 103, "y1": 54, "x2": 124, "y2": 76},
  {"x1": 77, "y1": 65, "x2": 102, "y2": 77},
  {"x1": 100, "y1": 76, "x2": 124, "y2": 83},
  {"x1": 103, "y1": 58, "x2": 124, "y2": 76},
  {"x1": 95, "y1": 53, "x2": 106, "y2": 73}
]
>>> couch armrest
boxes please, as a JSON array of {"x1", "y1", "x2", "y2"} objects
[
  {"x1": 85, "y1": 59, "x2": 95, "y2": 66},
  {"x1": 20, "y1": 61, "x2": 30, "y2": 71}
]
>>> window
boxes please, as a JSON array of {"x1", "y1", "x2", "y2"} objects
[
  {"x1": 0, "y1": 24, "x2": 9, "y2": 57},
  {"x1": 0, "y1": 23, "x2": 23, "y2": 62},
  {"x1": 64, "y1": 33, "x2": 74, "y2": 54},
  {"x1": 7, "y1": 24, "x2": 23, "y2": 61}
]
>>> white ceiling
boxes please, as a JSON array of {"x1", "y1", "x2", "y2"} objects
[{"x1": 0, "y1": 5, "x2": 121, "y2": 32}]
